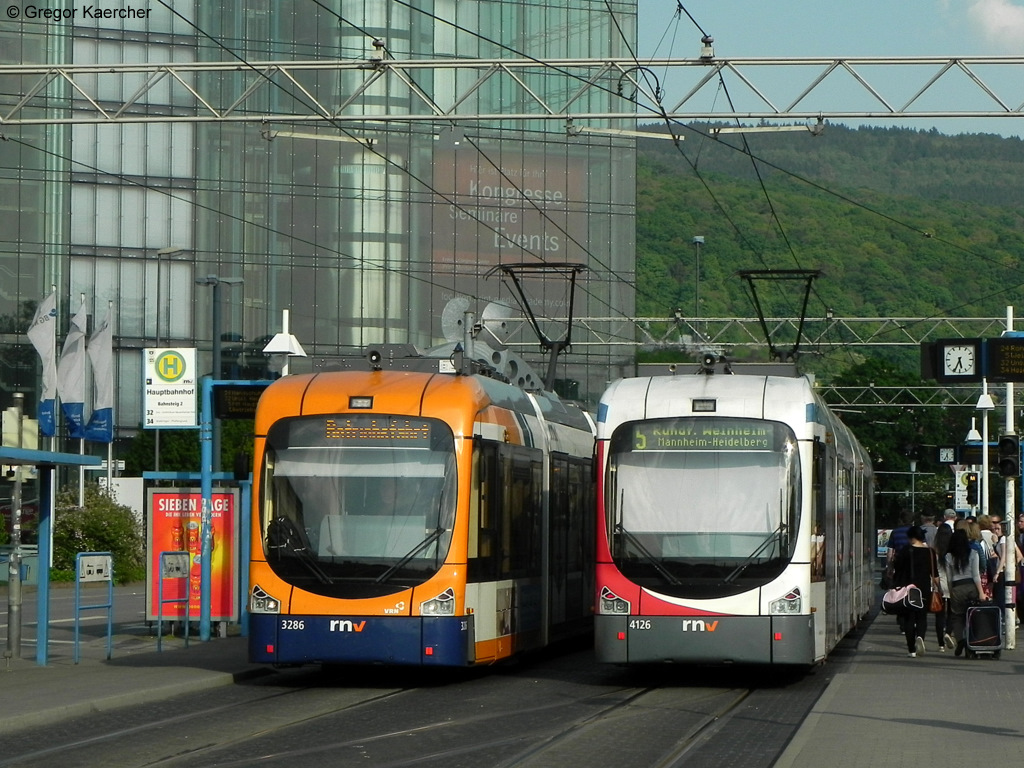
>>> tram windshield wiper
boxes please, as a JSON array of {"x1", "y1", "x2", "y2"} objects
[
  {"x1": 267, "y1": 516, "x2": 333, "y2": 584},
  {"x1": 723, "y1": 522, "x2": 787, "y2": 584},
  {"x1": 374, "y1": 526, "x2": 445, "y2": 584},
  {"x1": 614, "y1": 522, "x2": 682, "y2": 586}
]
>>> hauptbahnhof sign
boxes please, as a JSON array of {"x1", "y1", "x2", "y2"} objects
[{"x1": 143, "y1": 347, "x2": 197, "y2": 428}]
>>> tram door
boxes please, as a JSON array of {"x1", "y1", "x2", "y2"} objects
[{"x1": 815, "y1": 439, "x2": 842, "y2": 652}]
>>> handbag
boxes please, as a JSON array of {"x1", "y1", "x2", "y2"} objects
[
  {"x1": 882, "y1": 585, "x2": 923, "y2": 614},
  {"x1": 928, "y1": 548, "x2": 943, "y2": 613}
]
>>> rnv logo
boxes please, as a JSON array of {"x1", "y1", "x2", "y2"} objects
[
  {"x1": 329, "y1": 619, "x2": 367, "y2": 632},
  {"x1": 681, "y1": 619, "x2": 719, "y2": 632}
]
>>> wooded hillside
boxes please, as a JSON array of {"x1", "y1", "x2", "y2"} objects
[{"x1": 636, "y1": 123, "x2": 1024, "y2": 326}]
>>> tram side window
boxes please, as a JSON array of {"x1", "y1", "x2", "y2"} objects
[
  {"x1": 502, "y1": 449, "x2": 543, "y2": 578},
  {"x1": 551, "y1": 455, "x2": 589, "y2": 573},
  {"x1": 566, "y1": 460, "x2": 589, "y2": 572},
  {"x1": 472, "y1": 443, "x2": 500, "y2": 582},
  {"x1": 470, "y1": 441, "x2": 543, "y2": 581},
  {"x1": 551, "y1": 456, "x2": 569, "y2": 575},
  {"x1": 812, "y1": 440, "x2": 827, "y2": 583}
]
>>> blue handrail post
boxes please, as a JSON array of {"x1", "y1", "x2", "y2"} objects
[
  {"x1": 239, "y1": 477, "x2": 251, "y2": 637},
  {"x1": 199, "y1": 375, "x2": 213, "y2": 641}
]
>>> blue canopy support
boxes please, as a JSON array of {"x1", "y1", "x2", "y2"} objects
[{"x1": 0, "y1": 447, "x2": 101, "y2": 666}]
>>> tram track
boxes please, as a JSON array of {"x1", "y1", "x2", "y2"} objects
[
  {"x1": 155, "y1": 684, "x2": 752, "y2": 768},
  {"x1": 491, "y1": 686, "x2": 753, "y2": 768},
  {"x1": 0, "y1": 637, "x2": 857, "y2": 768},
  {"x1": 0, "y1": 679, "x2": 410, "y2": 768},
  {"x1": 137, "y1": 684, "x2": 677, "y2": 767}
]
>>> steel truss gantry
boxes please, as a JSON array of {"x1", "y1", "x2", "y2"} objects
[
  {"x1": 2, "y1": 55, "x2": 1024, "y2": 127},
  {"x1": 515, "y1": 315, "x2": 1009, "y2": 350},
  {"x1": 504, "y1": 315, "x2": 1014, "y2": 408},
  {"x1": 3, "y1": 55, "x2": 1019, "y2": 408}
]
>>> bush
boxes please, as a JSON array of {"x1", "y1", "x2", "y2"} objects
[{"x1": 53, "y1": 483, "x2": 145, "y2": 584}]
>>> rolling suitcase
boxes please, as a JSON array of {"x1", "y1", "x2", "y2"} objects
[{"x1": 964, "y1": 604, "x2": 1003, "y2": 659}]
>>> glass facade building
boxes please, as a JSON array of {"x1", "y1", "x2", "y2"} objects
[{"x1": 1, "y1": 1, "x2": 636, "y2": 463}]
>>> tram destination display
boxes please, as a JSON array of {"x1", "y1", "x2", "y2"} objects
[{"x1": 629, "y1": 418, "x2": 776, "y2": 451}]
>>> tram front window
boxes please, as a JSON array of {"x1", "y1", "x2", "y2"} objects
[
  {"x1": 260, "y1": 415, "x2": 456, "y2": 598},
  {"x1": 607, "y1": 417, "x2": 800, "y2": 598}
]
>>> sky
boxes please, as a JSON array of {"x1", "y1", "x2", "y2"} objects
[{"x1": 635, "y1": 0, "x2": 1024, "y2": 137}]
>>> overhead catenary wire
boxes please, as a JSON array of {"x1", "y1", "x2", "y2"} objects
[
  {"x1": 11, "y1": 1, "x2": 1023, "y2": 361},
  {"x1": 617, "y1": 1, "x2": 1024, "y2": 360}
]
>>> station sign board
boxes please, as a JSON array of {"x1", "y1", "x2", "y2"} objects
[{"x1": 143, "y1": 348, "x2": 197, "y2": 428}]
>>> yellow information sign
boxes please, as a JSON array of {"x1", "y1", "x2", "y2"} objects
[{"x1": 143, "y1": 347, "x2": 197, "y2": 428}]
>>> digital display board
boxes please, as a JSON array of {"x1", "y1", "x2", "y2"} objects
[
  {"x1": 324, "y1": 417, "x2": 432, "y2": 446},
  {"x1": 214, "y1": 384, "x2": 268, "y2": 419},
  {"x1": 986, "y1": 337, "x2": 1024, "y2": 383},
  {"x1": 269, "y1": 415, "x2": 449, "y2": 452},
  {"x1": 629, "y1": 418, "x2": 775, "y2": 451}
]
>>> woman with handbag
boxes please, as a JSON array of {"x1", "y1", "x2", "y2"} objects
[
  {"x1": 944, "y1": 528, "x2": 984, "y2": 656},
  {"x1": 893, "y1": 525, "x2": 938, "y2": 658}
]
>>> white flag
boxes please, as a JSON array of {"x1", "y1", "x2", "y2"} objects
[
  {"x1": 57, "y1": 302, "x2": 88, "y2": 438},
  {"x1": 26, "y1": 291, "x2": 58, "y2": 437},
  {"x1": 83, "y1": 309, "x2": 114, "y2": 442}
]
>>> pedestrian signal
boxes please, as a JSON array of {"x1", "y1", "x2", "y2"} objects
[
  {"x1": 997, "y1": 434, "x2": 1020, "y2": 477},
  {"x1": 965, "y1": 472, "x2": 979, "y2": 505}
]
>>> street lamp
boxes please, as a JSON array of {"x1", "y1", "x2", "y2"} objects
[
  {"x1": 194, "y1": 274, "x2": 241, "y2": 642},
  {"x1": 977, "y1": 382, "x2": 996, "y2": 518},
  {"x1": 262, "y1": 309, "x2": 307, "y2": 377},
  {"x1": 194, "y1": 274, "x2": 243, "y2": 473}
]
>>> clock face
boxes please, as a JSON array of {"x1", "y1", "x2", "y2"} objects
[{"x1": 943, "y1": 345, "x2": 976, "y2": 376}]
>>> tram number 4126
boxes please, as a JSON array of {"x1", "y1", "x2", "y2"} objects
[{"x1": 629, "y1": 619, "x2": 652, "y2": 630}]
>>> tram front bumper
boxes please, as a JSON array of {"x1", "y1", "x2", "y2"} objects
[
  {"x1": 595, "y1": 614, "x2": 815, "y2": 665},
  {"x1": 248, "y1": 613, "x2": 474, "y2": 666}
]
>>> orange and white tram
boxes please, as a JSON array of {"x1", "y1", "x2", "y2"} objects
[{"x1": 248, "y1": 349, "x2": 595, "y2": 667}]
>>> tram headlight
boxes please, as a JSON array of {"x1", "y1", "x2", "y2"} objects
[
  {"x1": 769, "y1": 588, "x2": 802, "y2": 614},
  {"x1": 420, "y1": 587, "x2": 456, "y2": 616},
  {"x1": 250, "y1": 585, "x2": 281, "y2": 614},
  {"x1": 599, "y1": 586, "x2": 630, "y2": 615}
]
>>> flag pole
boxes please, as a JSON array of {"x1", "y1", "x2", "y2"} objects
[
  {"x1": 49, "y1": 284, "x2": 58, "y2": 456},
  {"x1": 79, "y1": 293, "x2": 85, "y2": 507},
  {"x1": 106, "y1": 300, "x2": 113, "y2": 489}
]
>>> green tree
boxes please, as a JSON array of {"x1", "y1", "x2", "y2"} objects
[
  {"x1": 52, "y1": 483, "x2": 145, "y2": 583},
  {"x1": 123, "y1": 419, "x2": 256, "y2": 476},
  {"x1": 827, "y1": 358, "x2": 961, "y2": 526}
]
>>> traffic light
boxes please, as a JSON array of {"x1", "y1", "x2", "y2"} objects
[
  {"x1": 966, "y1": 472, "x2": 979, "y2": 505},
  {"x1": 997, "y1": 434, "x2": 1020, "y2": 477}
]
